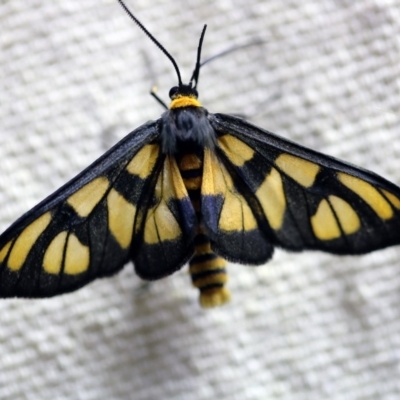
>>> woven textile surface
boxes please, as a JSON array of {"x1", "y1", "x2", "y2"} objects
[{"x1": 1, "y1": 1, "x2": 400, "y2": 399}]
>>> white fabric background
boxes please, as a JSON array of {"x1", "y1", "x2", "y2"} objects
[{"x1": 1, "y1": 1, "x2": 400, "y2": 399}]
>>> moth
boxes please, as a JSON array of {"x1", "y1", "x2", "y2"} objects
[{"x1": 1, "y1": 0, "x2": 400, "y2": 308}]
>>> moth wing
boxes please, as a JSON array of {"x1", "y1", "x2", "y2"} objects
[
  {"x1": 201, "y1": 147, "x2": 274, "y2": 264},
  {"x1": 0, "y1": 121, "x2": 162, "y2": 297},
  {"x1": 206, "y1": 113, "x2": 400, "y2": 261},
  {"x1": 133, "y1": 154, "x2": 197, "y2": 280}
]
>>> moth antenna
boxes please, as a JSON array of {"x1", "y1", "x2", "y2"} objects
[
  {"x1": 117, "y1": 0, "x2": 183, "y2": 87},
  {"x1": 200, "y1": 39, "x2": 264, "y2": 67},
  {"x1": 190, "y1": 25, "x2": 207, "y2": 89}
]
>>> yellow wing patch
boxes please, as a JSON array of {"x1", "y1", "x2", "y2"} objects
[
  {"x1": 255, "y1": 167, "x2": 286, "y2": 230},
  {"x1": 217, "y1": 135, "x2": 255, "y2": 166},
  {"x1": 275, "y1": 153, "x2": 320, "y2": 188},
  {"x1": 338, "y1": 173, "x2": 393, "y2": 219},
  {"x1": 7, "y1": 212, "x2": 52, "y2": 271},
  {"x1": 167, "y1": 155, "x2": 189, "y2": 201},
  {"x1": 126, "y1": 144, "x2": 159, "y2": 178},
  {"x1": 202, "y1": 148, "x2": 224, "y2": 196},
  {"x1": 311, "y1": 199, "x2": 340, "y2": 240},
  {"x1": 382, "y1": 189, "x2": 400, "y2": 209},
  {"x1": 107, "y1": 188, "x2": 136, "y2": 249},
  {"x1": 143, "y1": 156, "x2": 187, "y2": 244},
  {"x1": 202, "y1": 148, "x2": 257, "y2": 232},
  {"x1": 67, "y1": 177, "x2": 110, "y2": 217},
  {"x1": 144, "y1": 202, "x2": 181, "y2": 244},
  {"x1": 64, "y1": 234, "x2": 90, "y2": 275},
  {"x1": 219, "y1": 192, "x2": 257, "y2": 231},
  {"x1": 43, "y1": 231, "x2": 68, "y2": 274},
  {"x1": 0, "y1": 241, "x2": 12, "y2": 263},
  {"x1": 311, "y1": 195, "x2": 360, "y2": 240},
  {"x1": 43, "y1": 231, "x2": 90, "y2": 275},
  {"x1": 329, "y1": 195, "x2": 360, "y2": 235}
]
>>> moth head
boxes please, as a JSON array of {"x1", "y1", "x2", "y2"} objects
[{"x1": 169, "y1": 84, "x2": 199, "y2": 100}]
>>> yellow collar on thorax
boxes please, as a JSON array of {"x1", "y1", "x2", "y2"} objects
[{"x1": 169, "y1": 95, "x2": 202, "y2": 109}]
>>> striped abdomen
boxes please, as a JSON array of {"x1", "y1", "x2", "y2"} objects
[{"x1": 178, "y1": 152, "x2": 231, "y2": 308}]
